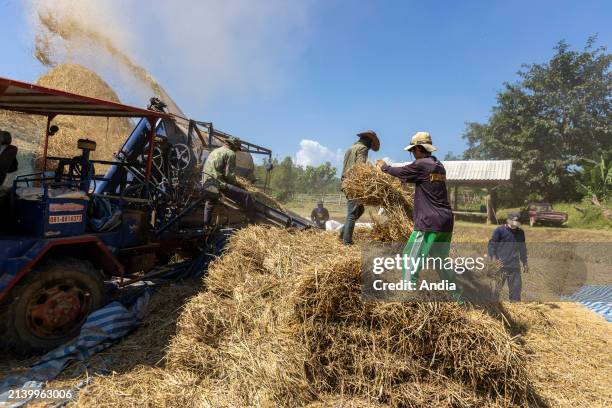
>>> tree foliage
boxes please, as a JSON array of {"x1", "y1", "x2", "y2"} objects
[
  {"x1": 576, "y1": 153, "x2": 612, "y2": 201},
  {"x1": 254, "y1": 157, "x2": 341, "y2": 201},
  {"x1": 463, "y1": 37, "x2": 612, "y2": 204}
]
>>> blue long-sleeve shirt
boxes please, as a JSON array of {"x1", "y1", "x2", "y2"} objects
[{"x1": 487, "y1": 225, "x2": 528, "y2": 269}]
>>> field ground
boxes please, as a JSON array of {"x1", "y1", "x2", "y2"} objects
[
  {"x1": 497, "y1": 202, "x2": 612, "y2": 231},
  {"x1": 454, "y1": 221, "x2": 612, "y2": 242},
  {"x1": 288, "y1": 201, "x2": 612, "y2": 242}
]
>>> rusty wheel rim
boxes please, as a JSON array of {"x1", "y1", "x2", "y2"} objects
[{"x1": 25, "y1": 280, "x2": 92, "y2": 339}]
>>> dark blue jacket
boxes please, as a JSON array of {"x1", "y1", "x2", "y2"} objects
[{"x1": 488, "y1": 225, "x2": 528, "y2": 269}]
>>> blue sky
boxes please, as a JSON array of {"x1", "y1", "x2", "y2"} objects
[{"x1": 1, "y1": 0, "x2": 610, "y2": 167}]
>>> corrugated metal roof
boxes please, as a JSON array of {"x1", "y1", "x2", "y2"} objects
[
  {"x1": 389, "y1": 160, "x2": 512, "y2": 182},
  {"x1": 443, "y1": 160, "x2": 512, "y2": 181}
]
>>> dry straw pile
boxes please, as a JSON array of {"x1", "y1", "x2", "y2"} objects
[
  {"x1": 35, "y1": 63, "x2": 133, "y2": 170},
  {"x1": 342, "y1": 163, "x2": 415, "y2": 241},
  {"x1": 76, "y1": 226, "x2": 535, "y2": 407}
]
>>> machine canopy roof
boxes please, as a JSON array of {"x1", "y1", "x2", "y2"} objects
[{"x1": 0, "y1": 76, "x2": 171, "y2": 119}]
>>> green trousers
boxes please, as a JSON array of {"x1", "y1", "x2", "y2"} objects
[{"x1": 402, "y1": 230, "x2": 462, "y2": 301}]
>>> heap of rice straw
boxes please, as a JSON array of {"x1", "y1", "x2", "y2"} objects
[
  {"x1": 34, "y1": 64, "x2": 133, "y2": 170},
  {"x1": 342, "y1": 163, "x2": 414, "y2": 241},
  {"x1": 75, "y1": 226, "x2": 535, "y2": 407},
  {"x1": 0, "y1": 111, "x2": 42, "y2": 183}
]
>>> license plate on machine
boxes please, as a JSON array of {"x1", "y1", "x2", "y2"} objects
[{"x1": 49, "y1": 214, "x2": 83, "y2": 224}]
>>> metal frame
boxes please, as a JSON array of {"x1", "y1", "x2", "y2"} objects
[
  {"x1": 187, "y1": 119, "x2": 272, "y2": 159},
  {"x1": 0, "y1": 77, "x2": 171, "y2": 183}
]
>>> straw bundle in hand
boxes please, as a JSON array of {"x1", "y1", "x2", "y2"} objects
[{"x1": 342, "y1": 163, "x2": 414, "y2": 241}]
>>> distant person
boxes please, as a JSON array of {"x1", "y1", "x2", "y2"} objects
[
  {"x1": 202, "y1": 137, "x2": 255, "y2": 224},
  {"x1": 376, "y1": 131, "x2": 461, "y2": 302},
  {"x1": 339, "y1": 130, "x2": 380, "y2": 244},
  {"x1": 488, "y1": 212, "x2": 528, "y2": 302},
  {"x1": 0, "y1": 130, "x2": 18, "y2": 186},
  {"x1": 311, "y1": 200, "x2": 330, "y2": 229}
]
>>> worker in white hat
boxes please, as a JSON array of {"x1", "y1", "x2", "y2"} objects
[{"x1": 376, "y1": 131, "x2": 461, "y2": 302}]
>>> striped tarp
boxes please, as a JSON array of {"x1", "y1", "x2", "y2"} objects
[
  {"x1": 565, "y1": 285, "x2": 612, "y2": 322},
  {"x1": 0, "y1": 291, "x2": 150, "y2": 408}
]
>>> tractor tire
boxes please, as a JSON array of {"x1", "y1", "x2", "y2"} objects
[{"x1": 3, "y1": 258, "x2": 106, "y2": 354}]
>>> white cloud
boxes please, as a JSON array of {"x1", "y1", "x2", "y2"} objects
[{"x1": 295, "y1": 139, "x2": 343, "y2": 167}]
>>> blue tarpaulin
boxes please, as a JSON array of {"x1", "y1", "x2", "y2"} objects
[
  {"x1": 0, "y1": 290, "x2": 151, "y2": 408},
  {"x1": 565, "y1": 285, "x2": 612, "y2": 322}
]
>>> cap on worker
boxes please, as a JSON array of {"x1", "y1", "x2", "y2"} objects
[
  {"x1": 357, "y1": 130, "x2": 380, "y2": 152},
  {"x1": 404, "y1": 131, "x2": 437, "y2": 153},
  {"x1": 507, "y1": 212, "x2": 521, "y2": 228},
  {"x1": 224, "y1": 136, "x2": 242, "y2": 150}
]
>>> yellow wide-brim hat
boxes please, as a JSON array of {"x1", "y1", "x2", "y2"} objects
[{"x1": 404, "y1": 131, "x2": 437, "y2": 152}]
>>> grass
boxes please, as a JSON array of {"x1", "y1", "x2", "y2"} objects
[
  {"x1": 554, "y1": 202, "x2": 612, "y2": 230},
  {"x1": 286, "y1": 200, "x2": 375, "y2": 222},
  {"x1": 496, "y1": 202, "x2": 612, "y2": 231},
  {"x1": 454, "y1": 221, "x2": 612, "y2": 242},
  {"x1": 288, "y1": 199, "x2": 612, "y2": 241}
]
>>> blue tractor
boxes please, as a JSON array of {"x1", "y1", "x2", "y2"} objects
[{"x1": 0, "y1": 77, "x2": 310, "y2": 353}]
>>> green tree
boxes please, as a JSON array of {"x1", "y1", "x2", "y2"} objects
[
  {"x1": 443, "y1": 151, "x2": 463, "y2": 160},
  {"x1": 297, "y1": 162, "x2": 339, "y2": 194},
  {"x1": 270, "y1": 156, "x2": 297, "y2": 201},
  {"x1": 253, "y1": 157, "x2": 341, "y2": 201},
  {"x1": 576, "y1": 154, "x2": 612, "y2": 201},
  {"x1": 463, "y1": 37, "x2": 612, "y2": 204}
]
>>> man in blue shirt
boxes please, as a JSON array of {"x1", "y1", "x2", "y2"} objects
[
  {"x1": 311, "y1": 200, "x2": 330, "y2": 229},
  {"x1": 488, "y1": 213, "x2": 529, "y2": 301}
]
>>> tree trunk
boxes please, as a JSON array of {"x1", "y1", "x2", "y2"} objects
[{"x1": 486, "y1": 188, "x2": 497, "y2": 224}]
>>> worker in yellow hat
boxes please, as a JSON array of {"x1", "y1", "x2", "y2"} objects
[{"x1": 376, "y1": 131, "x2": 461, "y2": 302}]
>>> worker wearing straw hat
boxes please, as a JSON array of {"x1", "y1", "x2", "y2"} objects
[
  {"x1": 376, "y1": 131, "x2": 461, "y2": 301},
  {"x1": 340, "y1": 130, "x2": 380, "y2": 245}
]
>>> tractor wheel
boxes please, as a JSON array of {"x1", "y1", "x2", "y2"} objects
[{"x1": 4, "y1": 258, "x2": 106, "y2": 354}]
